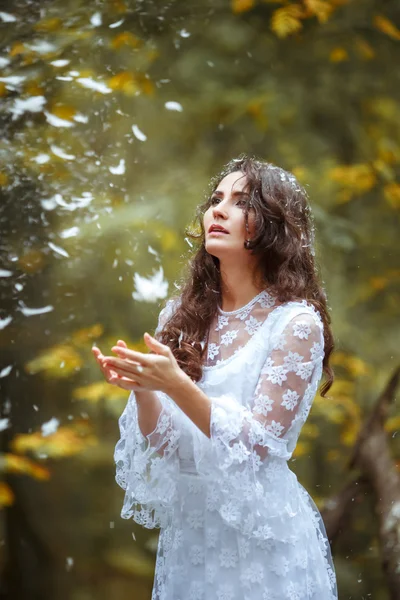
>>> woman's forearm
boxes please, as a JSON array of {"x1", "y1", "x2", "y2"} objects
[{"x1": 135, "y1": 390, "x2": 163, "y2": 438}]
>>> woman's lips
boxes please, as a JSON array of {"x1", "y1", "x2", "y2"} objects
[{"x1": 208, "y1": 231, "x2": 229, "y2": 235}]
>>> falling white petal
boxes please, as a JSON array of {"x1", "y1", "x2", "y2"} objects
[
  {"x1": 0, "y1": 57, "x2": 10, "y2": 68},
  {"x1": 179, "y1": 29, "x2": 191, "y2": 37},
  {"x1": 60, "y1": 226, "x2": 80, "y2": 239},
  {"x1": 0, "y1": 418, "x2": 10, "y2": 431},
  {"x1": 48, "y1": 242, "x2": 69, "y2": 257},
  {"x1": 148, "y1": 245, "x2": 159, "y2": 257},
  {"x1": 0, "y1": 12, "x2": 17, "y2": 22},
  {"x1": 33, "y1": 154, "x2": 51, "y2": 164},
  {"x1": 0, "y1": 269, "x2": 13, "y2": 277},
  {"x1": 51, "y1": 59, "x2": 70, "y2": 67},
  {"x1": 165, "y1": 101, "x2": 183, "y2": 112},
  {"x1": 44, "y1": 111, "x2": 75, "y2": 128},
  {"x1": 132, "y1": 266, "x2": 168, "y2": 302},
  {"x1": 109, "y1": 19, "x2": 124, "y2": 28},
  {"x1": 90, "y1": 12, "x2": 102, "y2": 26},
  {"x1": 9, "y1": 95, "x2": 47, "y2": 120},
  {"x1": 27, "y1": 41, "x2": 57, "y2": 54},
  {"x1": 73, "y1": 113, "x2": 88, "y2": 123},
  {"x1": 41, "y1": 417, "x2": 60, "y2": 437},
  {"x1": 109, "y1": 159, "x2": 125, "y2": 175},
  {"x1": 0, "y1": 316, "x2": 12, "y2": 329},
  {"x1": 19, "y1": 304, "x2": 54, "y2": 316},
  {"x1": 76, "y1": 77, "x2": 112, "y2": 94},
  {"x1": 41, "y1": 196, "x2": 58, "y2": 210},
  {"x1": 0, "y1": 365, "x2": 13, "y2": 378},
  {"x1": 57, "y1": 192, "x2": 93, "y2": 211},
  {"x1": 50, "y1": 145, "x2": 75, "y2": 160},
  {"x1": 132, "y1": 124, "x2": 147, "y2": 141},
  {"x1": 66, "y1": 557, "x2": 74, "y2": 571},
  {"x1": 0, "y1": 75, "x2": 26, "y2": 90}
]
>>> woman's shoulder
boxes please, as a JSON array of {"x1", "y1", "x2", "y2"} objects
[{"x1": 268, "y1": 298, "x2": 324, "y2": 333}]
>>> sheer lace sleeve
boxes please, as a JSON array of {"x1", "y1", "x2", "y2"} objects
[
  {"x1": 114, "y1": 297, "x2": 186, "y2": 529},
  {"x1": 194, "y1": 307, "x2": 325, "y2": 538}
]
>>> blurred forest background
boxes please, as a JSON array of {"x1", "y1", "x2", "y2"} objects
[{"x1": 0, "y1": 0, "x2": 399, "y2": 599}]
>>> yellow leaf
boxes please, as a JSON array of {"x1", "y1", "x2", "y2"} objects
[
  {"x1": 23, "y1": 82, "x2": 46, "y2": 96},
  {"x1": 50, "y1": 104, "x2": 77, "y2": 121},
  {"x1": 301, "y1": 423, "x2": 320, "y2": 439},
  {"x1": 355, "y1": 37, "x2": 375, "y2": 60},
  {"x1": 372, "y1": 159, "x2": 395, "y2": 181},
  {"x1": 73, "y1": 381, "x2": 127, "y2": 403},
  {"x1": 376, "y1": 140, "x2": 400, "y2": 166},
  {"x1": 0, "y1": 172, "x2": 8, "y2": 186},
  {"x1": 11, "y1": 423, "x2": 98, "y2": 458},
  {"x1": 33, "y1": 17, "x2": 63, "y2": 32},
  {"x1": 271, "y1": 4, "x2": 304, "y2": 38},
  {"x1": 232, "y1": 0, "x2": 255, "y2": 14},
  {"x1": 326, "y1": 449, "x2": 341, "y2": 462},
  {"x1": 330, "y1": 47, "x2": 348, "y2": 62},
  {"x1": 10, "y1": 42, "x2": 27, "y2": 57},
  {"x1": 366, "y1": 97, "x2": 398, "y2": 120},
  {"x1": 373, "y1": 15, "x2": 400, "y2": 41},
  {"x1": 18, "y1": 249, "x2": 47, "y2": 274},
  {"x1": 341, "y1": 421, "x2": 360, "y2": 446},
  {"x1": 304, "y1": 0, "x2": 334, "y2": 24},
  {"x1": 71, "y1": 324, "x2": 104, "y2": 346},
  {"x1": 0, "y1": 482, "x2": 14, "y2": 507},
  {"x1": 385, "y1": 415, "x2": 400, "y2": 433},
  {"x1": 384, "y1": 182, "x2": 400, "y2": 209},
  {"x1": 111, "y1": 32, "x2": 142, "y2": 50},
  {"x1": 369, "y1": 276, "x2": 389, "y2": 291},
  {"x1": 331, "y1": 351, "x2": 371, "y2": 377},
  {"x1": 25, "y1": 344, "x2": 83, "y2": 377},
  {"x1": 291, "y1": 166, "x2": 310, "y2": 185},
  {"x1": 2, "y1": 453, "x2": 51, "y2": 480},
  {"x1": 329, "y1": 164, "x2": 377, "y2": 200},
  {"x1": 292, "y1": 441, "x2": 311, "y2": 457},
  {"x1": 108, "y1": 71, "x2": 139, "y2": 96},
  {"x1": 0, "y1": 82, "x2": 7, "y2": 97},
  {"x1": 108, "y1": 72, "x2": 154, "y2": 96},
  {"x1": 246, "y1": 100, "x2": 268, "y2": 130}
]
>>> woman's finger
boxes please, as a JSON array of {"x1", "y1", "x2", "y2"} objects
[
  {"x1": 92, "y1": 347, "x2": 120, "y2": 382},
  {"x1": 103, "y1": 356, "x2": 142, "y2": 370},
  {"x1": 108, "y1": 373, "x2": 143, "y2": 391},
  {"x1": 105, "y1": 363, "x2": 144, "y2": 382}
]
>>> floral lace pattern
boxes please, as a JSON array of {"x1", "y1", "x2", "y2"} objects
[{"x1": 114, "y1": 290, "x2": 338, "y2": 600}]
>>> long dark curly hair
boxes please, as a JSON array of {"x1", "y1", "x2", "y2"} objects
[{"x1": 156, "y1": 155, "x2": 334, "y2": 398}]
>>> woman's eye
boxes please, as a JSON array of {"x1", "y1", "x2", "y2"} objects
[{"x1": 210, "y1": 197, "x2": 246, "y2": 206}]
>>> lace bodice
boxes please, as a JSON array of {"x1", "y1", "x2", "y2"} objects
[
  {"x1": 156, "y1": 289, "x2": 324, "y2": 452},
  {"x1": 204, "y1": 290, "x2": 278, "y2": 368}
]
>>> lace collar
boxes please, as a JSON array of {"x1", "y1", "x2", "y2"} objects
[{"x1": 217, "y1": 289, "x2": 276, "y2": 317}]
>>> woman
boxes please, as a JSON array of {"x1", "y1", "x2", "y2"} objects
[{"x1": 93, "y1": 156, "x2": 338, "y2": 600}]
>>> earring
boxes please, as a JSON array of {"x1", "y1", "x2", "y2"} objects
[{"x1": 244, "y1": 239, "x2": 251, "y2": 248}]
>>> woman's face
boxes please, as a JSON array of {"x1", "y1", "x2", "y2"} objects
[{"x1": 203, "y1": 170, "x2": 256, "y2": 261}]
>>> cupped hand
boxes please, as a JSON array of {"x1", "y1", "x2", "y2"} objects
[
  {"x1": 100, "y1": 332, "x2": 184, "y2": 395},
  {"x1": 92, "y1": 339, "x2": 142, "y2": 391}
]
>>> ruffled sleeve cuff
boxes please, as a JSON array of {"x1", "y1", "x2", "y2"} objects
[{"x1": 114, "y1": 391, "x2": 182, "y2": 529}]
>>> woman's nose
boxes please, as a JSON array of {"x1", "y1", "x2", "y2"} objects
[{"x1": 212, "y1": 204, "x2": 228, "y2": 218}]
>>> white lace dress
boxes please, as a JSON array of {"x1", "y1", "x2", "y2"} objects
[{"x1": 114, "y1": 290, "x2": 338, "y2": 600}]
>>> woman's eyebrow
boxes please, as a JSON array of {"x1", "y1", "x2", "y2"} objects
[{"x1": 212, "y1": 190, "x2": 250, "y2": 198}]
